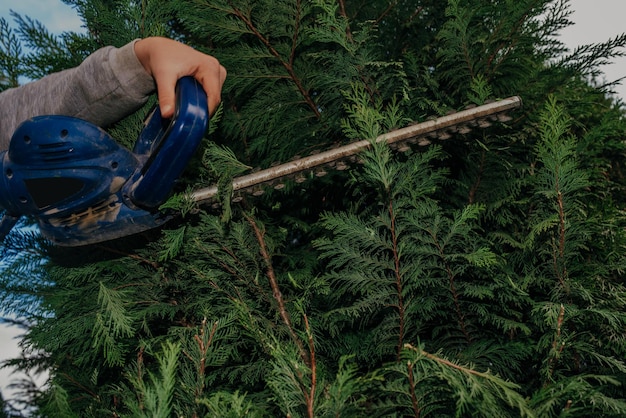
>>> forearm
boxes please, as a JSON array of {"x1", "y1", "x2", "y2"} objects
[{"x1": 0, "y1": 40, "x2": 155, "y2": 150}]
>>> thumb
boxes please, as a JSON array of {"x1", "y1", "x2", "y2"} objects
[{"x1": 156, "y1": 76, "x2": 178, "y2": 119}]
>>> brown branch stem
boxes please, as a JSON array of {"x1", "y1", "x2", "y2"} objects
[
  {"x1": 430, "y1": 232, "x2": 472, "y2": 343},
  {"x1": 389, "y1": 199, "x2": 406, "y2": 360},
  {"x1": 407, "y1": 361, "x2": 421, "y2": 417},
  {"x1": 337, "y1": 0, "x2": 353, "y2": 41},
  {"x1": 468, "y1": 149, "x2": 486, "y2": 204},
  {"x1": 546, "y1": 304, "x2": 565, "y2": 383},
  {"x1": 244, "y1": 212, "x2": 310, "y2": 366},
  {"x1": 405, "y1": 343, "x2": 487, "y2": 378},
  {"x1": 304, "y1": 315, "x2": 316, "y2": 418},
  {"x1": 229, "y1": 4, "x2": 321, "y2": 118}
]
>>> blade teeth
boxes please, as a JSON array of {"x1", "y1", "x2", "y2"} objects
[
  {"x1": 477, "y1": 119, "x2": 492, "y2": 128},
  {"x1": 194, "y1": 98, "x2": 521, "y2": 207},
  {"x1": 457, "y1": 125, "x2": 472, "y2": 134}
]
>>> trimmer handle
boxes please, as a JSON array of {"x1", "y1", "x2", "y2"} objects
[
  {"x1": 0, "y1": 76, "x2": 209, "y2": 246},
  {"x1": 125, "y1": 76, "x2": 209, "y2": 209}
]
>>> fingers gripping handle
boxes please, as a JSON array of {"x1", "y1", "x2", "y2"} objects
[{"x1": 125, "y1": 76, "x2": 209, "y2": 209}]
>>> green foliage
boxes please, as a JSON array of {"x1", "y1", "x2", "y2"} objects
[
  {"x1": 379, "y1": 343, "x2": 533, "y2": 417},
  {"x1": 93, "y1": 281, "x2": 135, "y2": 367},
  {"x1": 168, "y1": 0, "x2": 411, "y2": 167},
  {"x1": 437, "y1": 0, "x2": 548, "y2": 102},
  {"x1": 2, "y1": 0, "x2": 626, "y2": 417},
  {"x1": 197, "y1": 390, "x2": 266, "y2": 417},
  {"x1": 0, "y1": 17, "x2": 23, "y2": 90},
  {"x1": 122, "y1": 341, "x2": 180, "y2": 418},
  {"x1": 6, "y1": 11, "x2": 92, "y2": 79}
]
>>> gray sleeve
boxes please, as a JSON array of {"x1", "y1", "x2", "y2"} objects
[{"x1": 0, "y1": 40, "x2": 156, "y2": 150}]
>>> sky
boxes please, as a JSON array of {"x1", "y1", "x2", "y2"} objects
[
  {"x1": 559, "y1": 0, "x2": 626, "y2": 99},
  {"x1": 1, "y1": 0, "x2": 626, "y2": 405}
]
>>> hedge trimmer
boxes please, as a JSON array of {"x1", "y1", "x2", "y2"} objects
[{"x1": 0, "y1": 77, "x2": 521, "y2": 246}]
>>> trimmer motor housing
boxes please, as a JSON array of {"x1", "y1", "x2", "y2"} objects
[{"x1": 0, "y1": 76, "x2": 209, "y2": 246}]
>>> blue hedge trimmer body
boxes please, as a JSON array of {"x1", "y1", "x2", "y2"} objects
[
  {"x1": 0, "y1": 76, "x2": 208, "y2": 246},
  {"x1": 0, "y1": 72, "x2": 522, "y2": 248}
]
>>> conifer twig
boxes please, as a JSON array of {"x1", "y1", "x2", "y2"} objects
[
  {"x1": 405, "y1": 6, "x2": 425, "y2": 27},
  {"x1": 304, "y1": 314, "x2": 316, "y2": 418},
  {"x1": 430, "y1": 232, "x2": 472, "y2": 343},
  {"x1": 98, "y1": 246, "x2": 161, "y2": 270},
  {"x1": 555, "y1": 190, "x2": 568, "y2": 288},
  {"x1": 406, "y1": 360, "x2": 422, "y2": 417},
  {"x1": 388, "y1": 199, "x2": 406, "y2": 360},
  {"x1": 405, "y1": 343, "x2": 485, "y2": 377},
  {"x1": 337, "y1": 0, "x2": 353, "y2": 40},
  {"x1": 547, "y1": 304, "x2": 566, "y2": 383},
  {"x1": 374, "y1": 0, "x2": 399, "y2": 26},
  {"x1": 244, "y1": 212, "x2": 309, "y2": 366},
  {"x1": 228, "y1": 2, "x2": 321, "y2": 118},
  {"x1": 190, "y1": 317, "x2": 217, "y2": 398},
  {"x1": 60, "y1": 372, "x2": 100, "y2": 400},
  {"x1": 467, "y1": 149, "x2": 486, "y2": 204},
  {"x1": 289, "y1": 0, "x2": 301, "y2": 67}
]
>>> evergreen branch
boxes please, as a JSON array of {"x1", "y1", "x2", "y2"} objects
[
  {"x1": 0, "y1": 17, "x2": 23, "y2": 88},
  {"x1": 546, "y1": 303, "x2": 565, "y2": 384},
  {"x1": 554, "y1": 190, "x2": 568, "y2": 288},
  {"x1": 93, "y1": 282, "x2": 135, "y2": 366},
  {"x1": 467, "y1": 148, "x2": 486, "y2": 204},
  {"x1": 428, "y1": 227, "x2": 472, "y2": 344},
  {"x1": 336, "y1": 0, "x2": 353, "y2": 41},
  {"x1": 303, "y1": 314, "x2": 316, "y2": 418},
  {"x1": 227, "y1": 2, "x2": 321, "y2": 118},
  {"x1": 407, "y1": 344, "x2": 487, "y2": 378},
  {"x1": 190, "y1": 317, "x2": 218, "y2": 397},
  {"x1": 400, "y1": 343, "x2": 533, "y2": 416},
  {"x1": 373, "y1": 0, "x2": 399, "y2": 26},
  {"x1": 559, "y1": 33, "x2": 626, "y2": 80},
  {"x1": 403, "y1": 6, "x2": 425, "y2": 28},
  {"x1": 98, "y1": 245, "x2": 161, "y2": 270},
  {"x1": 388, "y1": 198, "x2": 406, "y2": 360},
  {"x1": 188, "y1": 228, "x2": 271, "y2": 304},
  {"x1": 58, "y1": 372, "x2": 100, "y2": 401},
  {"x1": 406, "y1": 359, "x2": 422, "y2": 417},
  {"x1": 484, "y1": 1, "x2": 536, "y2": 79},
  {"x1": 289, "y1": 0, "x2": 301, "y2": 67},
  {"x1": 125, "y1": 341, "x2": 180, "y2": 418},
  {"x1": 39, "y1": 382, "x2": 76, "y2": 418},
  {"x1": 244, "y1": 212, "x2": 309, "y2": 366},
  {"x1": 444, "y1": 0, "x2": 476, "y2": 80}
]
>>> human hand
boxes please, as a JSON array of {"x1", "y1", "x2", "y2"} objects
[{"x1": 134, "y1": 37, "x2": 227, "y2": 118}]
